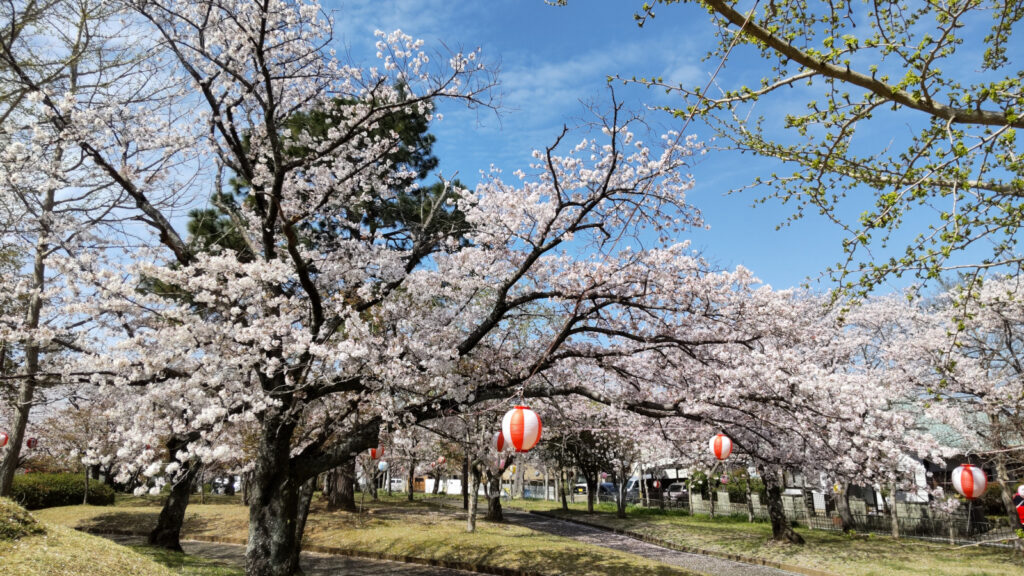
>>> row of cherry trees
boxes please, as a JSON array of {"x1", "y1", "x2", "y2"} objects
[{"x1": 1, "y1": 2, "x2": 1021, "y2": 575}]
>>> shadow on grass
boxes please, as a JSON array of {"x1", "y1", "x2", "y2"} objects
[
  {"x1": 77, "y1": 511, "x2": 159, "y2": 535},
  {"x1": 77, "y1": 510, "x2": 221, "y2": 540},
  {"x1": 128, "y1": 544, "x2": 243, "y2": 576}
]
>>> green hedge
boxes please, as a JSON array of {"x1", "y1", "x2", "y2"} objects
[{"x1": 9, "y1": 473, "x2": 115, "y2": 510}]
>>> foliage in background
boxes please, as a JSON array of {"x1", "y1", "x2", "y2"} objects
[{"x1": 10, "y1": 472, "x2": 115, "y2": 509}]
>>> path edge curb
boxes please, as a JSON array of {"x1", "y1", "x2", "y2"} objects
[
  {"x1": 77, "y1": 528, "x2": 546, "y2": 576},
  {"x1": 528, "y1": 510, "x2": 839, "y2": 576}
]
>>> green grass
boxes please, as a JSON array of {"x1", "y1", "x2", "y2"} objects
[
  {"x1": 37, "y1": 494, "x2": 701, "y2": 576},
  {"x1": 0, "y1": 523, "x2": 179, "y2": 576},
  {"x1": 41, "y1": 492, "x2": 1024, "y2": 576},
  {"x1": 1, "y1": 497, "x2": 240, "y2": 576},
  {"x1": 501, "y1": 499, "x2": 1024, "y2": 576},
  {"x1": 1, "y1": 497, "x2": 46, "y2": 539}
]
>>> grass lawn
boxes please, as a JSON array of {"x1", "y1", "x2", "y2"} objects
[
  {"x1": 503, "y1": 498, "x2": 1024, "y2": 576},
  {"x1": 0, "y1": 498, "x2": 239, "y2": 576},
  {"x1": 35, "y1": 494, "x2": 700, "y2": 576}
]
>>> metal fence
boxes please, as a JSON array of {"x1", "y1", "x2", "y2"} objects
[
  {"x1": 626, "y1": 496, "x2": 1020, "y2": 548},
  {"x1": 797, "y1": 511, "x2": 1019, "y2": 547}
]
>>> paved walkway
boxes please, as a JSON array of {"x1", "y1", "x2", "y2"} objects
[
  {"x1": 106, "y1": 535, "x2": 477, "y2": 576},
  {"x1": 504, "y1": 510, "x2": 802, "y2": 576}
]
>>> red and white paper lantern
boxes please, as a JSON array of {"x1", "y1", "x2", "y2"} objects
[
  {"x1": 492, "y1": 431, "x2": 505, "y2": 452},
  {"x1": 709, "y1": 433, "x2": 732, "y2": 461},
  {"x1": 502, "y1": 405, "x2": 542, "y2": 453},
  {"x1": 951, "y1": 464, "x2": 987, "y2": 499},
  {"x1": 437, "y1": 456, "x2": 446, "y2": 465},
  {"x1": 0, "y1": 432, "x2": 7, "y2": 448},
  {"x1": 25, "y1": 437, "x2": 38, "y2": 450},
  {"x1": 369, "y1": 447, "x2": 383, "y2": 460}
]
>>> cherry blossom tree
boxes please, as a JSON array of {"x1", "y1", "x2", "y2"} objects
[
  {"x1": 890, "y1": 276, "x2": 1024, "y2": 535},
  {"x1": 565, "y1": 288, "x2": 942, "y2": 542},
  {"x1": 0, "y1": 0, "x2": 195, "y2": 496},
  {"x1": 47, "y1": 2, "x2": 744, "y2": 572},
  {"x1": 5, "y1": 0, "x2": 931, "y2": 571}
]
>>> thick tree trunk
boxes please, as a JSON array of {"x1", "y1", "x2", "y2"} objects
[
  {"x1": 245, "y1": 416, "x2": 304, "y2": 576},
  {"x1": 432, "y1": 473, "x2": 441, "y2": 495},
  {"x1": 467, "y1": 465, "x2": 480, "y2": 532},
  {"x1": 764, "y1": 470, "x2": 804, "y2": 545},
  {"x1": 586, "y1": 473, "x2": 597, "y2": 513},
  {"x1": 286, "y1": 476, "x2": 316, "y2": 574},
  {"x1": 485, "y1": 474, "x2": 503, "y2": 522},
  {"x1": 148, "y1": 447, "x2": 199, "y2": 551}
]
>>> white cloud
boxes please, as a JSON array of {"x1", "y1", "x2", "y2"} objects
[{"x1": 328, "y1": 0, "x2": 487, "y2": 54}]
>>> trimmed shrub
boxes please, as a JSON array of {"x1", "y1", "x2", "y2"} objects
[
  {"x1": 9, "y1": 473, "x2": 115, "y2": 510},
  {"x1": 0, "y1": 497, "x2": 46, "y2": 540}
]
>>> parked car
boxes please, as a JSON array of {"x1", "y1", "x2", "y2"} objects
[
  {"x1": 573, "y1": 482, "x2": 617, "y2": 497},
  {"x1": 665, "y1": 482, "x2": 688, "y2": 502},
  {"x1": 624, "y1": 477, "x2": 669, "y2": 502}
]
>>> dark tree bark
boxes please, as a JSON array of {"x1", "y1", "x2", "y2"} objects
[
  {"x1": 462, "y1": 454, "x2": 470, "y2": 509},
  {"x1": 286, "y1": 476, "x2": 317, "y2": 574},
  {"x1": 585, "y1": 471, "x2": 597, "y2": 513},
  {"x1": 763, "y1": 470, "x2": 804, "y2": 545},
  {"x1": 709, "y1": 478, "x2": 718, "y2": 519},
  {"x1": 148, "y1": 437, "x2": 200, "y2": 551},
  {"x1": 245, "y1": 414, "x2": 304, "y2": 576},
  {"x1": 485, "y1": 473, "x2": 503, "y2": 522},
  {"x1": 560, "y1": 469, "x2": 569, "y2": 511},
  {"x1": 408, "y1": 462, "x2": 416, "y2": 502}
]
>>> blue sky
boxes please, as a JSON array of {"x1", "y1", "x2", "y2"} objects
[{"x1": 325, "y1": 0, "x2": 888, "y2": 292}]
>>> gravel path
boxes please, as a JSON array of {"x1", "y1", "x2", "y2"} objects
[{"x1": 504, "y1": 510, "x2": 802, "y2": 576}]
